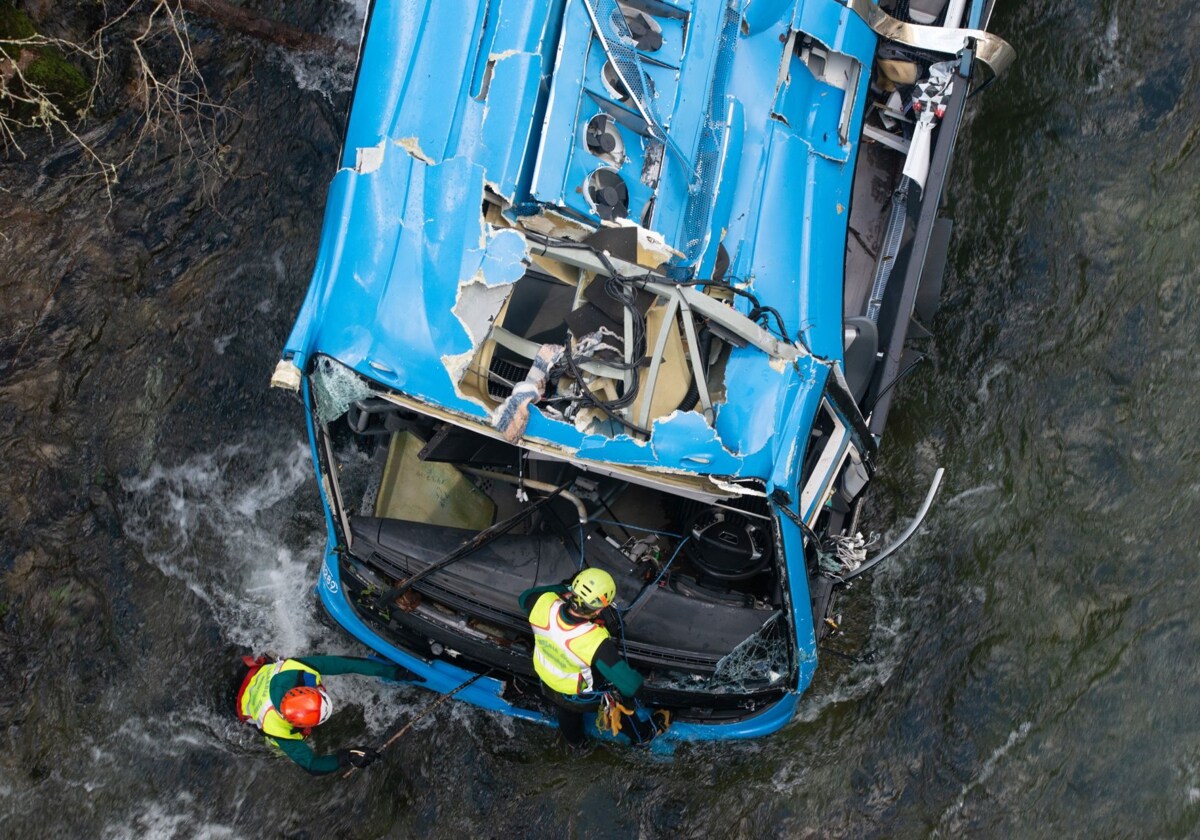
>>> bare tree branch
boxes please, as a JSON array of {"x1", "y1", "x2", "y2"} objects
[{"x1": 1, "y1": 0, "x2": 349, "y2": 200}]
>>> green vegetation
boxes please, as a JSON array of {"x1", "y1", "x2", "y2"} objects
[
  {"x1": 0, "y1": 3, "x2": 36, "y2": 40},
  {"x1": 0, "y1": 1, "x2": 90, "y2": 120}
]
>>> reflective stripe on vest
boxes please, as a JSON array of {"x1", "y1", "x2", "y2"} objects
[
  {"x1": 237, "y1": 659, "x2": 323, "y2": 741},
  {"x1": 529, "y1": 592, "x2": 609, "y2": 695}
]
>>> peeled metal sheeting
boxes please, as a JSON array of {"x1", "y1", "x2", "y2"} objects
[{"x1": 841, "y1": 0, "x2": 1016, "y2": 80}]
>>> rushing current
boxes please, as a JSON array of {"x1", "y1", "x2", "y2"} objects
[{"x1": 1, "y1": 1, "x2": 1198, "y2": 837}]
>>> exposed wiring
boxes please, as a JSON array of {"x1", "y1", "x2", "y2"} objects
[
  {"x1": 864, "y1": 355, "x2": 925, "y2": 414},
  {"x1": 525, "y1": 230, "x2": 805, "y2": 421},
  {"x1": 563, "y1": 348, "x2": 652, "y2": 436},
  {"x1": 528, "y1": 235, "x2": 654, "y2": 434},
  {"x1": 748, "y1": 304, "x2": 791, "y2": 343},
  {"x1": 589, "y1": 519, "x2": 683, "y2": 539},
  {"x1": 619, "y1": 537, "x2": 690, "y2": 616},
  {"x1": 817, "y1": 531, "x2": 879, "y2": 576},
  {"x1": 674, "y1": 279, "x2": 795, "y2": 344}
]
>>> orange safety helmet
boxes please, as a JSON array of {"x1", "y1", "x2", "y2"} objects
[{"x1": 279, "y1": 686, "x2": 333, "y2": 728}]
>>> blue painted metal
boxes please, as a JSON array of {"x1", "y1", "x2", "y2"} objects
[
  {"x1": 316, "y1": 545, "x2": 545, "y2": 722},
  {"x1": 283, "y1": 0, "x2": 876, "y2": 477},
  {"x1": 969, "y1": 0, "x2": 986, "y2": 29},
  {"x1": 300, "y1": 368, "x2": 801, "y2": 739},
  {"x1": 316, "y1": 540, "x2": 803, "y2": 740},
  {"x1": 283, "y1": 0, "x2": 895, "y2": 741},
  {"x1": 301, "y1": 375, "x2": 546, "y2": 720}
]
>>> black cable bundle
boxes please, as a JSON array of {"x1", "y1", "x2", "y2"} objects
[
  {"x1": 677, "y1": 279, "x2": 792, "y2": 343},
  {"x1": 559, "y1": 249, "x2": 656, "y2": 435},
  {"x1": 523, "y1": 231, "x2": 804, "y2": 433}
]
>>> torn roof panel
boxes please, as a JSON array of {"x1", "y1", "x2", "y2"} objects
[
  {"x1": 287, "y1": 0, "x2": 879, "y2": 481},
  {"x1": 339, "y1": 0, "x2": 561, "y2": 170}
]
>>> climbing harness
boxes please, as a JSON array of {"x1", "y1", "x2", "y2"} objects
[{"x1": 596, "y1": 692, "x2": 638, "y2": 737}]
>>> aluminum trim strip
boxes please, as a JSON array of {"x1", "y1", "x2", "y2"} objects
[{"x1": 839, "y1": 0, "x2": 1016, "y2": 79}]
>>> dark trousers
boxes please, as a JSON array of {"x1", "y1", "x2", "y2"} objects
[
  {"x1": 542, "y1": 685, "x2": 599, "y2": 747},
  {"x1": 542, "y1": 685, "x2": 655, "y2": 746},
  {"x1": 555, "y1": 703, "x2": 589, "y2": 747}
]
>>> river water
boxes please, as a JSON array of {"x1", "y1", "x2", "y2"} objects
[{"x1": 1, "y1": 1, "x2": 1197, "y2": 837}]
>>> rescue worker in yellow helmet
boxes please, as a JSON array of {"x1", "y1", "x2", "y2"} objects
[
  {"x1": 235, "y1": 654, "x2": 411, "y2": 775},
  {"x1": 519, "y1": 568, "x2": 669, "y2": 748}
]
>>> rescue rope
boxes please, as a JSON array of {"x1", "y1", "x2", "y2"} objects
[
  {"x1": 342, "y1": 670, "x2": 493, "y2": 779},
  {"x1": 588, "y1": 519, "x2": 683, "y2": 539}
]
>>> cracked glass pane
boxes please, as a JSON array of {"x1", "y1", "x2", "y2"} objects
[{"x1": 312, "y1": 357, "x2": 376, "y2": 426}]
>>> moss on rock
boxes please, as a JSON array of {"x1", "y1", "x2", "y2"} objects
[
  {"x1": 0, "y1": 1, "x2": 90, "y2": 118},
  {"x1": 24, "y1": 49, "x2": 87, "y2": 95},
  {"x1": 0, "y1": 2, "x2": 37, "y2": 41}
]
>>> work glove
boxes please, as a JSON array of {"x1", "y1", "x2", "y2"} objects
[
  {"x1": 338, "y1": 747, "x2": 381, "y2": 769},
  {"x1": 390, "y1": 665, "x2": 416, "y2": 683}
]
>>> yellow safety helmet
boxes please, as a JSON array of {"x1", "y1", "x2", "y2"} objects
[{"x1": 570, "y1": 568, "x2": 616, "y2": 612}]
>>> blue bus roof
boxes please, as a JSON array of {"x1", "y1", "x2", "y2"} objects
[{"x1": 285, "y1": 0, "x2": 876, "y2": 483}]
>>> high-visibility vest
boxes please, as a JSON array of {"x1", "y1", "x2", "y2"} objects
[
  {"x1": 237, "y1": 659, "x2": 323, "y2": 741},
  {"x1": 528, "y1": 592, "x2": 610, "y2": 695}
]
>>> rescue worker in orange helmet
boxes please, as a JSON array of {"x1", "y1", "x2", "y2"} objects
[
  {"x1": 519, "y1": 568, "x2": 669, "y2": 748},
  {"x1": 235, "y1": 654, "x2": 411, "y2": 775}
]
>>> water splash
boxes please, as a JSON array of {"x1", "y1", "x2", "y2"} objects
[
  {"x1": 276, "y1": 0, "x2": 369, "y2": 101},
  {"x1": 933, "y1": 721, "x2": 1033, "y2": 834},
  {"x1": 102, "y1": 794, "x2": 239, "y2": 840},
  {"x1": 121, "y1": 439, "x2": 325, "y2": 654},
  {"x1": 791, "y1": 611, "x2": 907, "y2": 726},
  {"x1": 791, "y1": 533, "x2": 939, "y2": 727},
  {"x1": 944, "y1": 483, "x2": 999, "y2": 507}
]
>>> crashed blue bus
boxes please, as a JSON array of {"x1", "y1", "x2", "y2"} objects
[{"x1": 273, "y1": 0, "x2": 1013, "y2": 741}]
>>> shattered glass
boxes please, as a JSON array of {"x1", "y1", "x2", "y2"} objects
[
  {"x1": 653, "y1": 611, "x2": 790, "y2": 694},
  {"x1": 312, "y1": 357, "x2": 376, "y2": 426},
  {"x1": 709, "y1": 611, "x2": 788, "y2": 689}
]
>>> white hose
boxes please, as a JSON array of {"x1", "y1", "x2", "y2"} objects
[
  {"x1": 459, "y1": 467, "x2": 590, "y2": 524},
  {"x1": 944, "y1": 0, "x2": 968, "y2": 29},
  {"x1": 839, "y1": 468, "x2": 945, "y2": 582}
]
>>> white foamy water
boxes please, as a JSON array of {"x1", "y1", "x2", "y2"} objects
[
  {"x1": 277, "y1": 0, "x2": 370, "y2": 101},
  {"x1": 122, "y1": 439, "x2": 325, "y2": 654},
  {"x1": 933, "y1": 721, "x2": 1033, "y2": 833},
  {"x1": 944, "y1": 483, "x2": 999, "y2": 507},
  {"x1": 791, "y1": 609, "x2": 908, "y2": 728},
  {"x1": 102, "y1": 794, "x2": 240, "y2": 840},
  {"x1": 788, "y1": 515, "x2": 953, "y2": 735},
  {"x1": 120, "y1": 437, "x2": 432, "y2": 746}
]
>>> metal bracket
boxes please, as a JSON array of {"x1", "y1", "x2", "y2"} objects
[
  {"x1": 838, "y1": 0, "x2": 1016, "y2": 80},
  {"x1": 838, "y1": 467, "x2": 945, "y2": 583}
]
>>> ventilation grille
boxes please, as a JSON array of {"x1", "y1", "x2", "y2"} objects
[
  {"x1": 487, "y1": 357, "x2": 530, "y2": 399},
  {"x1": 583, "y1": 0, "x2": 664, "y2": 137}
]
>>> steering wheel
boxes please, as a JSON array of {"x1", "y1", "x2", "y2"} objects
[{"x1": 685, "y1": 508, "x2": 772, "y2": 581}]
